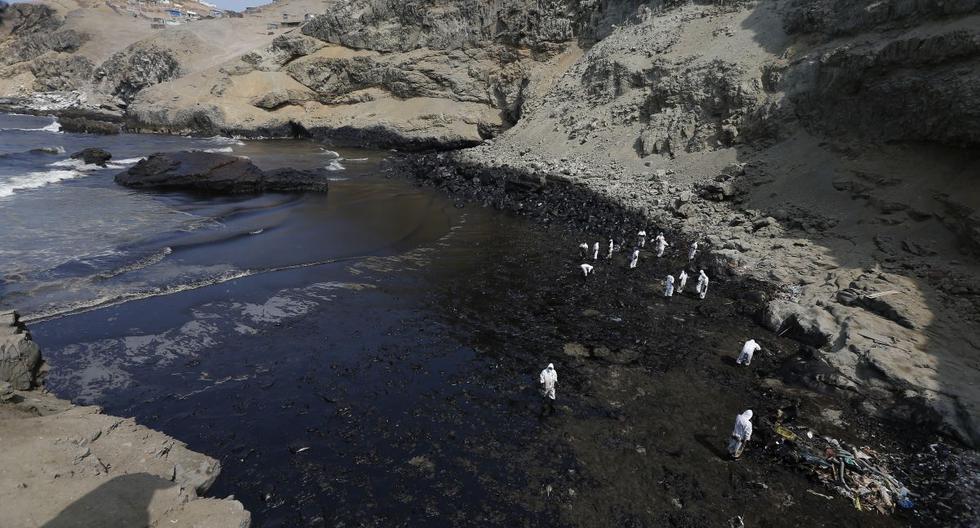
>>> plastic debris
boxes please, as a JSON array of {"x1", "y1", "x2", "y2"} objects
[{"x1": 768, "y1": 422, "x2": 911, "y2": 514}]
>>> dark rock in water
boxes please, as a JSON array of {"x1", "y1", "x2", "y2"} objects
[
  {"x1": 115, "y1": 151, "x2": 330, "y2": 194},
  {"x1": 59, "y1": 116, "x2": 121, "y2": 135},
  {"x1": 29, "y1": 147, "x2": 62, "y2": 155},
  {"x1": 0, "y1": 310, "x2": 43, "y2": 390},
  {"x1": 71, "y1": 147, "x2": 112, "y2": 167}
]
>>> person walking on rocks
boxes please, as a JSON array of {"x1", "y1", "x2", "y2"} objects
[
  {"x1": 728, "y1": 410, "x2": 753, "y2": 459},
  {"x1": 696, "y1": 269, "x2": 709, "y2": 299},
  {"x1": 607, "y1": 238, "x2": 614, "y2": 259},
  {"x1": 654, "y1": 233, "x2": 669, "y2": 257},
  {"x1": 579, "y1": 242, "x2": 589, "y2": 258},
  {"x1": 688, "y1": 241, "x2": 698, "y2": 261},
  {"x1": 629, "y1": 248, "x2": 640, "y2": 269},
  {"x1": 593, "y1": 242, "x2": 600, "y2": 261},
  {"x1": 677, "y1": 269, "x2": 689, "y2": 293},
  {"x1": 737, "y1": 339, "x2": 761, "y2": 366},
  {"x1": 638, "y1": 230, "x2": 647, "y2": 248},
  {"x1": 580, "y1": 263, "x2": 594, "y2": 278},
  {"x1": 539, "y1": 363, "x2": 558, "y2": 415},
  {"x1": 664, "y1": 274, "x2": 675, "y2": 298}
]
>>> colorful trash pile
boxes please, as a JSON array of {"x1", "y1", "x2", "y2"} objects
[{"x1": 770, "y1": 422, "x2": 913, "y2": 514}]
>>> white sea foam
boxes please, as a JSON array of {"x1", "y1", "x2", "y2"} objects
[
  {"x1": 1, "y1": 118, "x2": 62, "y2": 133},
  {"x1": 111, "y1": 157, "x2": 145, "y2": 165},
  {"x1": 49, "y1": 158, "x2": 97, "y2": 171},
  {"x1": 96, "y1": 247, "x2": 172, "y2": 280},
  {"x1": 325, "y1": 159, "x2": 346, "y2": 171},
  {"x1": 198, "y1": 147, "x2": 234, "y2": 153},
  {"x1": 0, "y1": 169, "x2": 83, "y2": 198},
  {"x1": 209, "y1": 136, "x2": 246, "y2": 145},
  {"x1": 39, "y1": 119, "x2": 62, "y2": 133},
  {"x1": 321, "y1": 149, "x2": 340, "y2": 158}
]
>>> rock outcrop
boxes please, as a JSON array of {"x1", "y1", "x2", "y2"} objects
[
  {"x1": 0, "y1": 312, "x2": 251, "y2": 528},
  {"x1": 0, "y1": 310, "x2": 42, "y2": 390},
  {"x1": 93, "y1": 42, "x2": 181, "y2": 105},
  {"x1": 115, "y1": 151, "x2": 331, "y2": 193},
  {"x1": 71, "y1": 147, "x2": 112, "y2": 167}
]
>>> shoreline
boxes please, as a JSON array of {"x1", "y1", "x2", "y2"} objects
[
  {"x1": 1, "y1": 112, "x2": 977, "y2": 525},
  {"x1": 389, "y1": 145, "x2": 980, "y2": 449},
  {"x1": 0, "y1": 310, "x2": 251, "y2": 527}
]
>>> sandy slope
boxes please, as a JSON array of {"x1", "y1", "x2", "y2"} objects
[{"x1": 431, "y1": 1, "x2": 980, "y2": 447}]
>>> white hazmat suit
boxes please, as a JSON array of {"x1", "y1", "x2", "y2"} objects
[
  {"x1": 580, "y1": 263, "x2": 594, "y2": 277},
  {"x1": 638, "y1": 230, "x2": 647, "y2": 248},
  {"x1": 688, "y1": 241, "x2": 698, "y2": 261},
  {"x1": 696, "y1": 270, "x2": 709, "y2": 299},
  {"x1": 629, "y1": 249, "x2": 640, "y2": 269},
  {"x1": 579, "y1": 242, "x2": 589, "y2": 258},
  {"x1": 678, "y1": 270, "x2": 689, "y2": 293},
  {"x1": 540, "y1": 363, "x2": 558, "y2": 400},
  {"x1": 728, "y1": 410, "x2": 753, "y2": 458},
  {"x1": 665, "y1": 275, "x2": 675, "y2": 297},
  {"x1": 607, "y1": 239, "x2": 614, "y2": 259},
  {"x1": 737, "y1": 339, "x2": 761, "y2": 366},
  {"x1": 593, "y1": 242, "x2": 600, "y2": 261},
  {"x1": 654, "y1": 233, "x2": 668, "y2": 257}
]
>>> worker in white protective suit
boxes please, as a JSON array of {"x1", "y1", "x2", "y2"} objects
[
  {"x1": 696, "y1": 270, "x2": 709, "y2": 299},
  {"x1": 677, "y1": 270, "x2": 689, "y2": 293},
  {"x1": 593, "y1": 242, "x2": 600, "y2": 261},
  {"x1": 580, "y1": 263, "x2": 594, "y2": 278},
  {"x1": 539, "y1": 363, "x2": 558, "y2": 415},
  {"x1": 688, "y1": 241, "x2": 698, "y2": 261},
  {"x1": 664, "y1": 275, "x2": 675, "y2": 297},
  {"x1": 654, "y1": 233, "x2": 668, "y2": 257},
  {"x1": 579, "y1": 242, "x2": 589, "y2": 258},
  {"x1": 629, "y1": 249, "x2": 640, "y2": 269},
  {"x1": 736, "y1": 339, "x2": 761, "y2": 366},
  {"x1": 728, "y1": 410, "x2": 753, "y2": 459},
  {"x1": 638, "y1": 230, "x2": 647, "y2": 248},
  {"x1": 607, "y1": 238, "x2": 614, "y2": 259}
]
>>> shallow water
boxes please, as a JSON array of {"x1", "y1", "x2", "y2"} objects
[{"x1": 0, "y1": 113, "x2": 551, "y2": 526}]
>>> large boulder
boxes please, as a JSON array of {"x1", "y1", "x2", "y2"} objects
[
  {"x1": 71, "y1": 147, "x2": 112, "y2": 167},
  {"x1": 0, "y1": 310, "x2": 43, "y2": 390},
  {"x1": 761, "y1": 300, "x2": 839, "y2": 347},
  {"x1": 114, "y1": 151, "x2": 330, "y2": 194}
]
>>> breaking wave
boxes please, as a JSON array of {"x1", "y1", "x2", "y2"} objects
[
  {"x1": 197, "y1": 147, "x2": 235, "y2": 153},
  {"x1": 95, "y1": 247, "x2": 173, "y2": 280},
  {"x1": 0, "y1": 118, "x2": 62, "y2": 133},
  {"x1": 0, "y1": 169, "x2": 84, "y2": 198}
]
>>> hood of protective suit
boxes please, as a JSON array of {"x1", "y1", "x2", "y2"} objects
[
  {"x1": 743, "y1": 410, "x2": 753, "y2": 420},
  {"x1": 547, "y1": 363, "x2": 554, "y2": 370}
]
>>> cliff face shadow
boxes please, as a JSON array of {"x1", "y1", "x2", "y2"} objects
[
  {"x1": 41, "y1": 473, "x2": 173, "y2": 528},
  {"x1": 736, "y1": 1, "x2": 980, "y2": 447}
]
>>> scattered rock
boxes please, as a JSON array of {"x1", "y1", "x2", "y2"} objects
[
  {"x1": 562, "y1": 342, "x2": 589, "y2": 358},
  {"x1": 0, "y1": 310, "x2": 43, "y2": 390},
  {"x1": 70, "y1": 148, "x2": 112, "y2": 167}
]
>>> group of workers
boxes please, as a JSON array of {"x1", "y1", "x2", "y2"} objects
[
  {"x1": 542, "y1": 229, "x2": 761, "y2": 459},
  {"x1": 579, "y1": 231, "x2": 709, "y2": 300}
]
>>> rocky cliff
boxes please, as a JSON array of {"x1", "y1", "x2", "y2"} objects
[{"x1": 410, "y1": 0, "x2": 980, "y2": 448}]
